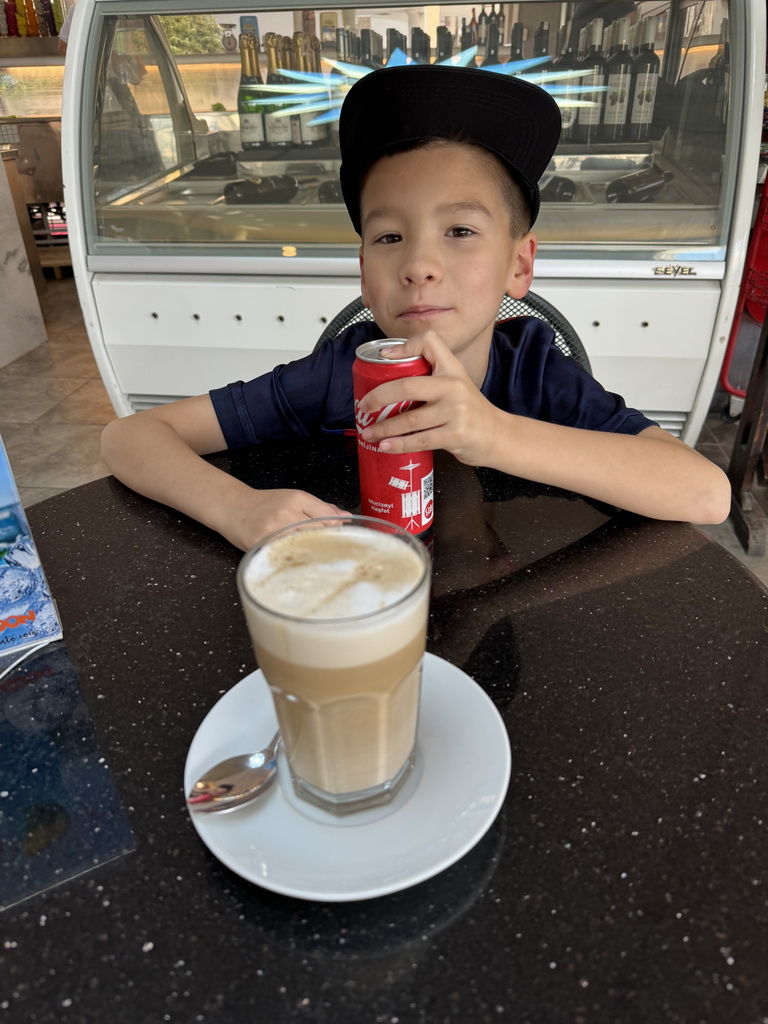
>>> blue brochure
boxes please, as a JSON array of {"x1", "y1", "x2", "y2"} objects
[{"x1": 0, "y1": 435, "x2": 63, "y2": 678}]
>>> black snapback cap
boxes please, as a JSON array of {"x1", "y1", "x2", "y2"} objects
[{"x1": 338, "y1": 63, "x2": 562, "y2": 234}]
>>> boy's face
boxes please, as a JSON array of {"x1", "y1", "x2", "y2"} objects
[{"x1": 358, "y1": 142, "x2": 535, "y2": 377}]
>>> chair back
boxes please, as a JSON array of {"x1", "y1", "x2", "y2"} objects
[{"x1": 314, "y1": 292, "x2": 591, "y2": 375}]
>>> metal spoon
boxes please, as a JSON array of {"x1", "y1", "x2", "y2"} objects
[{"x1": 186, "y1": 730, "x2": 280, "y2": 813}]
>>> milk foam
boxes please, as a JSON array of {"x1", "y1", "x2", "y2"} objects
[{"x1": 244, "y1": 526, "x2": 424, "y2": 620}]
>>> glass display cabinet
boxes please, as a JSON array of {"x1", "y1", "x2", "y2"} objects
[{"x1": 59, "y1": 0, "x2": 765, "y2": 441}]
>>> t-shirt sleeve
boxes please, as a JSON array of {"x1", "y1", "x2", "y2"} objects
[
  {"x1": 488, "y1": 319, "x2": 657, "y2": 435},
  {"x1": 208, "y1": 326, "x2": 371, "y2": 449},
  {"x1": 538, "y1": 343, "x2": 657, "y2": 434}
]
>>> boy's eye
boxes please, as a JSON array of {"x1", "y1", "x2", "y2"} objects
[
  {"x1": 447, "y1": 226, "x2": 475, "y2": 238},
  {"x1": 374, "y1": 232, "x2": 401, "y2": 245}
]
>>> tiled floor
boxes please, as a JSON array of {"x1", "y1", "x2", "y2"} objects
[{"x1": 3, "y1": 270, "x2": 768, "y2": 587}]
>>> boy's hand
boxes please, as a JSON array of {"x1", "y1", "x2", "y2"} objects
[
  {"x1": 225, "y1": 488, "x2": 351, "y2": 552},
  {"x1": 358, "y1": 330, "x2": 503, "y2": 467}
]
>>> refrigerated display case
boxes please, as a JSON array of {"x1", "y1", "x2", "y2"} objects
[{"x1": 59, "y1": 0, "x2": 765, "y2": 443}]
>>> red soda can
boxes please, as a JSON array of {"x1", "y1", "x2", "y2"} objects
[{"x1": 353, "y1": 339, "x2": 434, "y2": 535}]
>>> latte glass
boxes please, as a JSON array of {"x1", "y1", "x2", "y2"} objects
[{"x1": 237, "y1": 515, "x2": 431, "y2": 815}]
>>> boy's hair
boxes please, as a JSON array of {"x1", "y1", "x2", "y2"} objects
[
  {"x1": 360, "y1": 136, "x2": 531, "y2": 239},
  {"x1": 339, "y1": 63, "x2": 562, "y2": 236}
]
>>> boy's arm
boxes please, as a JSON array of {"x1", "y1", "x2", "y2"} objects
[
  {"x1": 100, "y1": 396, "x2": 348, "y2": 551},
  {"x1": 358, "y1": 332, "x2": 731, "y2": 525}
]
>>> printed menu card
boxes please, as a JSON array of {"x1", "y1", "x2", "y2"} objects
[{"x1": 0, "y1": 434, "x2": 63, "y2": 678}]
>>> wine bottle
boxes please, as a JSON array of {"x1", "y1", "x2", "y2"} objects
[
  {"x1": 602, "y1": 17, "x2": 632, "y2": 143},
  {"x1": 480, "y1": 22, "x2": 500, "y2": 67},
  {"x1": 436, "y1": 25, "x2": 453, "y2": 62},
  {"x1": 627, "y1": 18, "x2": 659, "y2": 143},
  {"x1": 360, "y1": 27, "x2": 375, "y2": 67},
  {"x1": 496, "y1": 4, "x2": 506, "y2": 46},
  {"x1": 605, "y1": 167, "x2": 673, "y2": 202},
  {"x1": 533, "y1": 20, "x2": 550, "y2": 58},
  {"x1": 292, "y1": 33, "x2": 327, "y2": 147},
  {"x1": 460, "y1": 18, "x2": 472, "y2": 51},
  {"x1": 369, "y1": 29, "x2": 384, "y2": 66},
  {"x1": 540, "y1": 176, "x2": 576, "y2": 201},
  {"x1": 575, "y1": 19, "x2": 607, "y2": 145},
  {"x1": 237, "y1": 32, "x2": 267, "y2": 150},
  {"x1": 263, "y1": 33, "x2": 293, "y2": 148},
  {"x1": 552, "y1": 22, "x2": 579, "y2": 142},
  {"x1": 224, "y1": 176, "x2": 300, "y2": 204},
  {"x1": 411, "y1": 27, "x2": 431, "y2": 63},
  {"x1": 477, "y1": 5, "x2": 489, "y2": 47},
  {"x1": 317, "y1": 179, "x2": 343, "y2": 203},
  {"x1": 508, "y1": 22, "x2": 524, "y2": 62}
]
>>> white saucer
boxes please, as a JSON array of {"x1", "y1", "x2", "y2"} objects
[{"x1": 184, "y1": 652, "x2": 511, "y2": 902}]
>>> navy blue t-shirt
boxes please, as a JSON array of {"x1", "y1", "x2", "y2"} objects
[{"x1": 210, "y1": 318, "x2": 655, "y2": 449}]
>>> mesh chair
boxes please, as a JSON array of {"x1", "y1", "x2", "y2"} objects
[{"x1": 314, "y1": 291, "x2": 591, "y2": 375}]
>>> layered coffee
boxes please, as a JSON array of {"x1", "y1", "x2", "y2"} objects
[{"x1": 239, "y1": 521, "x2": 430, "y2": 811}]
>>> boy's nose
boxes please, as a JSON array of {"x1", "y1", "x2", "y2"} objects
[{"x1": 400, "y1": 247, "x2": 441, "y2": 286}]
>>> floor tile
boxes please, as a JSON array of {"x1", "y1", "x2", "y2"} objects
[
  {"x1": 0, "y1": 376, "x2": 91, "y2": 424},
  {"x1": 2, "y1": 339, "x2": 100, "y2": 380},
  {"x1": 41, "y1": 379, "x2": 116, "y2": 426},
  {"x1": 1, "y1": 421, "x2": 108, "y2": 489}
]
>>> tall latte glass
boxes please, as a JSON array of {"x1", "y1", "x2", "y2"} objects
[{"x1": 237, "y1": 516, "x2": 431, "y2": 815}]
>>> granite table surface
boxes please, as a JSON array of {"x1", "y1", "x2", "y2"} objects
[{"x1": 2, "y1": 438, "x2": 768, "y2": 1024}]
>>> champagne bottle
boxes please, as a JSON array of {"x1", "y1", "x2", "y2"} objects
[
  {"x1": 237, "y1": 32, "x2": 267, "y2": 150},
  {"x1": 627, "y1": 18, "x2": 659, "y2": 143},
  {"x1": 605, "y1": 167, "x2": 673, "y2": 202},
  {"x1": 602, "y1": 17, "x2": 632, "y2": 143},
  {"x1": 292, "y1": 33, "x2": 327, "y2": 147},
  {"x1": 575, "y1": 19, "x2": 607, "y2": 145},
  {"x1": 263, "y1": 33, "x2": 293, "y2": 148},
  {"x1": 508, "y1": 22, "x2": 524, "y2": 62},
  {"x1": 480, "y1": 22, "x2": 500, "y2": 66},
  {"x1": 469, "y1": 8, "x2": 478, "y2": 46}
]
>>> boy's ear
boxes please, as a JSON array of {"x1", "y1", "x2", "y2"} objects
[
  {"x1": 359, "y1": 246, "x2": 370, "y2": 308},
  {"x1": 505, "y1": 233, "x2": 537, "y2": 299}
]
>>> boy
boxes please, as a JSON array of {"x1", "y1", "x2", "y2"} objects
[{"x1": 101, "y1": 64, "x2": 730, "y2": 550}]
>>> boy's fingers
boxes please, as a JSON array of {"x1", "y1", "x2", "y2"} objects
[
  {"x1": 361, "y1": 402, "x2": 444, "y2": 443},
  {"x1": 380, "y1": 330, "x2": 459, "y2": 372},
  {"x1": 359, "y1": 374, "x2": 444, "y2": 414}
]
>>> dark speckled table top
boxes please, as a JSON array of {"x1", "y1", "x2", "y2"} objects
[{"x1": 2, "y1": 438, "x2": 768, "y2": 1024}]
